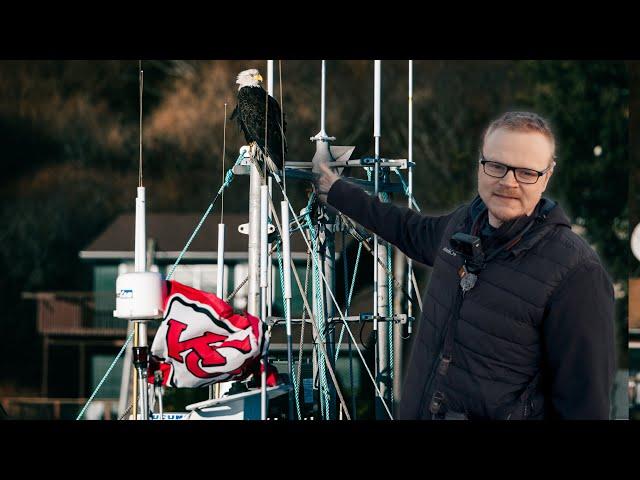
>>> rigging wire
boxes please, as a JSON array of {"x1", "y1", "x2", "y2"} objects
[
  {"x1": 221, "y1": 103, "x2": 227, "y2": 224},
  {"x1": 139, "y1": 60, "x2": 143, "y2": 188}
]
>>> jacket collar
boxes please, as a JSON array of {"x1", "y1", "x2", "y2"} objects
[{"x1": 462, "y1": 195, "x2": 571, "y2": 257}]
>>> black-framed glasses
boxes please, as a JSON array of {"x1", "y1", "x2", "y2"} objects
[{"x1": 479, "y1": 154, "x2": 555, "y2": 185}]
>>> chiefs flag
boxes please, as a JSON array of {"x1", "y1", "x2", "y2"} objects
[{"x1": 148, "y1": 280, "x2": 271, "y2": 388}]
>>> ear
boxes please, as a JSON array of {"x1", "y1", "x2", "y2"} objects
[{"x1": 540, "y1": 170, "x2": 554, "y2": 193}]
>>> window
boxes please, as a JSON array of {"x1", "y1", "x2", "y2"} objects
[
  {"x1": 91, "y1": 353, "x2": 124, "y2": 398},
  {"x1": 164, "y1": 264, "x2": 228, "y2": 296}
]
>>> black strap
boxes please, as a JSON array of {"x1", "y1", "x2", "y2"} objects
[
  {"x1": 471, "y1": 209, "x2": 540, "y2": 265},
  {"x1": 428, "y1": 286, "x2": 464, "y2": 416},
  {"x1": 439, "y1": 288, "x2": 464, "y2": 376}
]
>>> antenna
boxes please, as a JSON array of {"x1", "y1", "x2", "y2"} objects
[{"x1": 113, "y1": 60, "x2": 163, "y2": 420}]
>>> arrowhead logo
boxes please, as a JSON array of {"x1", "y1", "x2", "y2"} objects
[
  {"x1": 150, "y1": 288, "x2": 264, "y2": 388},
  {"x1": 166, "y1": 318, "x2": 252, "y2": 378}
]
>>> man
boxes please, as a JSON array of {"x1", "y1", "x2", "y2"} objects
[{"x1": 315, "y1": 111, "x2": 615, "y2": 419}]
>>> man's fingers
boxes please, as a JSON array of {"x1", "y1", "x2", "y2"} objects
[
  {"x1": 319, "y1": 161, "x2": 331, "y2": 175},
  {"x1": 321, "y1": 162, "x2": 339, "y2": 182}
]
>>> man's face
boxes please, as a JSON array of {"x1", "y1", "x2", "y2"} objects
[{"x1": 478, "y1": 128, "x2": 554, "y2": 227}]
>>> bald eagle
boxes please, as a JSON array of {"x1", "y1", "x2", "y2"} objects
[{"x1": 231, "y1": 68, "x2": 287, "y2": 173}]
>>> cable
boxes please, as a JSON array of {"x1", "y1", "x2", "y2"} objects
[{"x1": 221, "y1": 103, "x2": 227, "y2": 224}]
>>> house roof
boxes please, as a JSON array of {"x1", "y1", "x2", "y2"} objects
[{"x1": 80, "y1": 213, "x2": 344, "y2": 262}]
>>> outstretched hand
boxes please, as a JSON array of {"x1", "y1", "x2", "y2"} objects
[{"x1": 314, "y1": 161, "x2": 340, "y2": 204}]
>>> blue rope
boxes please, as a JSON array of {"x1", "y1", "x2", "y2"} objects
[
  {"x1": 276, "y1": 242, "x2": 303, "y2": 420},
  {"x1": 77, "y1": 152, "x2": 245, "y2": 420},
  {"x1": 392, "y1": 168, "x2": 421, "y2": 211},
  {"x1": 304, "y1": 195, "x2": 330, "y2": 418},
  {"x1": 379, "y1": 191, "x2": 394, "y2": 403}
]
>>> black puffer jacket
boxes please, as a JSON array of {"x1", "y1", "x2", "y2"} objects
[{"x1": 328, "y1": 179, "x2": 615, "y2": 420}]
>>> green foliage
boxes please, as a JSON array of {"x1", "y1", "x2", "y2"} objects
[{"x1": 515, "y1": 61, "x2": 629, "y2": 284}]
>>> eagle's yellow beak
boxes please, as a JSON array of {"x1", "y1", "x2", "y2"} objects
[{"x1": 255, "y1": 74, "x2": 263, "y2": 82}]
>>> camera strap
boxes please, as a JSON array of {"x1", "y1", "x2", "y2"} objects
[{"x1": 428, "y1": 285, "x2": 463, "y2": 417}]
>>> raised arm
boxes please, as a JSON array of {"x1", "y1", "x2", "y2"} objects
[{"x1": 316, "y1": 163, "x2": 453, "y2": 266}]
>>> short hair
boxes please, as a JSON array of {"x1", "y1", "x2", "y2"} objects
[{"x1": 482, "y1": 111, "x2": 556, "y2": 158}]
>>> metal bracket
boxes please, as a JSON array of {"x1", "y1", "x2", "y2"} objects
[
  {"x1": 239, "y1": 223, "x2": 275, "y2": 235},
  {"x1": 310, "y1": 131, "x2": 336, "y2": 142},
  {"x1": 232, "y1": 162, "x2": 252, "y2": 176},
  {"x1": 358, "y1": 313, "x2": 413, "y2": 324},
  {"x1": 262, "y1": 316, "x2": 279, "y2": 327},
  {"x1": 360, "y1": 157, "x2": 377, "y2": 166}
]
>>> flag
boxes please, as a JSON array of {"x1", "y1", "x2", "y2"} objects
[{"x1": 148, "y1": 280, "x2": 273, "y2": 388}]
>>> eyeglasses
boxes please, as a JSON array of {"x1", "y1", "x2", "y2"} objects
[{"x1": 479, "y1": 153, "x2": 555, "y2": 185}]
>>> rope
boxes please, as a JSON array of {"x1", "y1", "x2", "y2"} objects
[
  {"x1": 304, "y1": 196, "x2": 330, "y2": 418},
  {"x1": 379, "y1": 190, "x2": 394, "y2": 404},
  {"x1": 226, "y1": 276, "x2": 248, "y2": 303},
  {"x1": 119, "y1": 403, "x2": 133, "y2": 421},
  {"x1": 276, "y1": 242, "x2": 303, "y2": 420},
  {"x1": 296, "y1": 251, "x2": 311, "y2": 416},
  {"x1": 392, "y1": 168, "x2": 421, "y2": 211},
  {"x1": 343, "y1": 228, "x2": 356, "y2": 418}
]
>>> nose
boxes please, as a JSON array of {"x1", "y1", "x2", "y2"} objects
[{"x1": 499, "y1": 169, "x2": 519, "y2": 187}]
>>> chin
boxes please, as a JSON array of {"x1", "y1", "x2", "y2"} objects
[{"x1": 488, "y1": 204, "x2": 524, "y2": 223}]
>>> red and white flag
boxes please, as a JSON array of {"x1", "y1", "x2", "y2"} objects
[{"x1": 148, "y1": 280, "x2": 270, "y2": 388}]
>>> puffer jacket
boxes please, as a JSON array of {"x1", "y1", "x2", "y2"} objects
[{"x1": 327, "y1": 178, "x2": 615, "y2": 419}]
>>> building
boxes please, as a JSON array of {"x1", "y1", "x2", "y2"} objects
[{"x1": 20, "y1": 212, "x2": 370, "y2": 419}]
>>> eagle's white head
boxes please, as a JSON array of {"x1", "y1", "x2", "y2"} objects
[{"x1": 236, "y1": 69, "x2": 263, "y2": 90}]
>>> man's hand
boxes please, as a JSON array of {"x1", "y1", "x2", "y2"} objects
[{"x1": 314, "y1": 161, "x2": 340, "y2": 204}]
